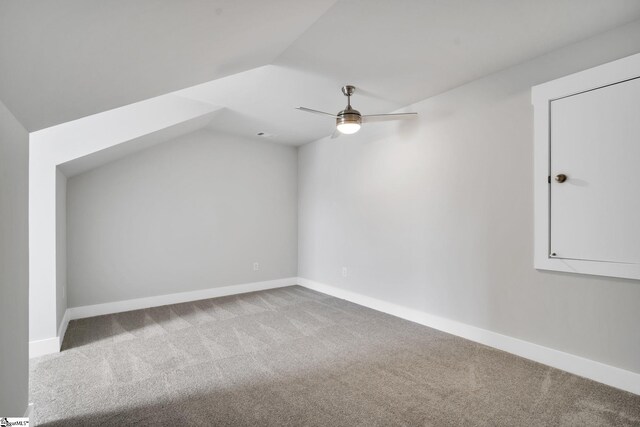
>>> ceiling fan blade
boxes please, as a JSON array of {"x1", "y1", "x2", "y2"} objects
[
  {"x1": 330, "y1": 128, "x2": 341, "y2": 139},
  {"x1": 361, "y1": 112, "x2": 418, "y2": 123},
  {"x1": 296, "y1": 107, "x2": 337, "y2": 118}
]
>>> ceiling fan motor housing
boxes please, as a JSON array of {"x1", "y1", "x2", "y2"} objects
[{"x1": 337, "y1": 106, "x2": 362, "y2": 127}]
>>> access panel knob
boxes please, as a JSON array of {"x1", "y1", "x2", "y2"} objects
[{"x1": 555, "y1": 174, "x2": 567, "y2": 183}]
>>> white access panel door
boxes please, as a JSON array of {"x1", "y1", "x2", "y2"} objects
[{"x1": 550, "y1": 77, "x2": 640, "y2": 264}]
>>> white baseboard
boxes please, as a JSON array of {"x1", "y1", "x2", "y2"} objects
[
  {"x1": 29, "y1": 336, "x2": 60, "y2": 358},
  {"x1": 68, "y1": 277, "x2": 297, "y2": 321},
  {"x1": 29, "y1": 309, "x2": 71, "y2": 358},
  {"x1": 24, "y1": 403, "x2": 34, "y2": 418},
  {"x1": 29, "y1": 277, "x2": 297, "y2": 358},
  {"x1": 297, "y1": 277, "x2": 640, "y2": 395},
  {"x1": 57, "y1": 308, "x2": 71, "y2": 348}
]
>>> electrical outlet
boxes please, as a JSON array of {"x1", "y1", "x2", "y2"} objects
[
  {"x1": 253, "y1": 262, "x2": 260, "y2": 271},
  {"x1": 341, "y1": 267, "x2": 348, "y2": 278}
]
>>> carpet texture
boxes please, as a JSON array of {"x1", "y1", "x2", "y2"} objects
[{"x1": 30, "y1": 286, "x2": 640, "y2": 426}]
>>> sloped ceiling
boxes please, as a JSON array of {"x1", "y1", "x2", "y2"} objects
[
  {"x1": 0, "y1": 0, "x2": 336, "y2": 131},
  {"x1": 3, "y1": 0, "x2": 640, "y2": 142},
  {"x1": 175, "y1": 0, "x2": 640, "y2": 145},
  {"x1": 276, "y1": 0, "x2": 640, "y2": 108}
]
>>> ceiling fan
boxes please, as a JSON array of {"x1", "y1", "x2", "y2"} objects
[{"x1": 296, "y1": 85, "x2": 417, "y2": 137}]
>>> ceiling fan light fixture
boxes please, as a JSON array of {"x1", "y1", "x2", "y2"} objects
[
  {"x1": 336, "y1": 122, "x2": 361, "y2": 134},
  {"x1": 336, "y1": 111, "x2": 361, "y2": 134}
]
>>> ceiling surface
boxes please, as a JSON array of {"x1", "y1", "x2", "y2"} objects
[
  {"x1": 3, "y1": 0, "x2": 640, "y2": 145},
  {"x1": 0, "y1": 0, "x2": 336, "y2": 131},
  {"x1": 174, "y1": 65, "x2": 408, "y2": 145}
]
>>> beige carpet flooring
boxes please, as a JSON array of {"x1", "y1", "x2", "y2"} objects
[{"x1": 30, "y1": 285, "x2": 640, "y2": 426}]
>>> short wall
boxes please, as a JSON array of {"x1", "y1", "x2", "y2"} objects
[{"x1": 66, "y1": 130, "x2": 298, "y2": 307}]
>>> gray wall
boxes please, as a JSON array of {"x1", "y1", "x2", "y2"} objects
[
  {"x1": 0, "y1": 99, "x2": 29, "y2": 415},
  {"x1": 298, "y1": 21, "x2": 640, "y2": 374},
  {"x1": 56, "y1": 168, "x2": 67, "y2": 328},
  {"x1": 67, "y1": 129, "x2": 297, "y2": 307}
]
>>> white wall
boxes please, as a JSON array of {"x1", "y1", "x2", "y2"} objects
[
  {"x1": 298, "y1": 21, "x2": 640, "y2": 374},
  {"x1": 29, "y1": 94, "x2": 219, "y2": 346},
  {"x1": 67, "y1": 129, "x2": 297, "y2": 307},
  {"x1": 56, "y1": 169, "x2": 67, "y2": 328},
  {"x1": 0, "y1": 99, "x2": 29, "y2": 416}
]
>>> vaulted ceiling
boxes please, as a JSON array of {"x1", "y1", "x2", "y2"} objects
[
  {"x1": 3, "y1": 0, "x2": 640, "y2": 145},
  {"x1": 0, "y1": 0, "x2": 336, "y2": 131}
]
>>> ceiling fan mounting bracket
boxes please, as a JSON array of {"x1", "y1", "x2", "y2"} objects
[{"x1": 341, "y1": 85, "x2": 356, "y2": 97}]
